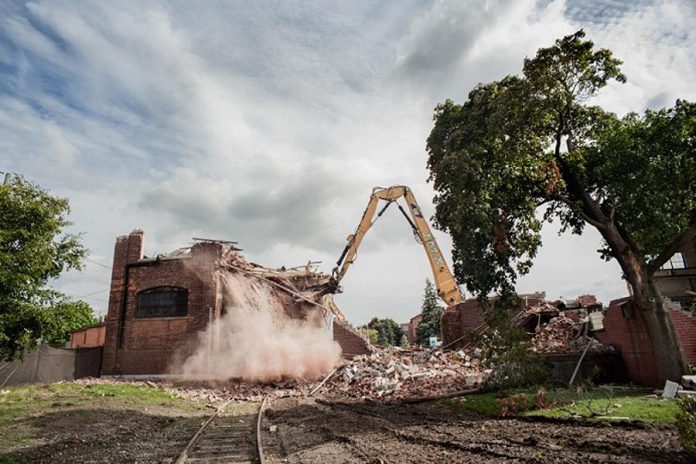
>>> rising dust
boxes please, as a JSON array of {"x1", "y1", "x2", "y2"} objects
[{"x1": 175, "y1": 273, "x2": 342, "y2": 383}]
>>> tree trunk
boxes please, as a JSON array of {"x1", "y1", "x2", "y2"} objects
[
  {"x1": 554, "y1": 133, "x2": 687, "y2": 383},
  {"x1": 603, "y1": 224, "x2": 688, "y2": 383},
  {"x1": 634, "y1": 276, "x2": 688, "y2": 383}
]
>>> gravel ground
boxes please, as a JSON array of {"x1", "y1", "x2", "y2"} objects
[{"x1": 260, "y1": 397, "x2": 691, "y2": 464}]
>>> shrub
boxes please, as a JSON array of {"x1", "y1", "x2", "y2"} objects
[
  {"x1": 480, "y1": 298, "x2": 553, "y2": 391},
  {"x1": 677, "y1": 396, "x2": 696, "y2": 456}
]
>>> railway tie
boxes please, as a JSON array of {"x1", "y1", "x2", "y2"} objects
[{"x1": 176, "y1": 397, "x2": 267, "y2": 464}]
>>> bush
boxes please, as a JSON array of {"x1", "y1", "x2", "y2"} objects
[
  {"x1": 677, "y1": 396, "x2": 696, "y2": 456},
  {"x1": 480, "y1": 298, "x2": 553, "y2": 391}
]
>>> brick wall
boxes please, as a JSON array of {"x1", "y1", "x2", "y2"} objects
[
  {"x1": 333, "y1": 321, "x2": 372, "y2": 357},
  {"x1": 594, "y1": 298, "x2": 660, "y2": 387},
  {"x1": 70, "y1": 324, "x2": 106, "y2": 349},
  {"x1": 669, "y1": 308, "x2": 696, "y2": 365},
  {"x1": 441, "y1": 300, "x2": 481, "y2": 347},
  {"x1": 595, "y1": 298, "x2": 696, "y2": 386},
  {"x1": 102, "y1": 231, "x2": 224, "y2": 375},
  {"x1": 407, "y1": 314, "x2": 423, "y2": 344}
]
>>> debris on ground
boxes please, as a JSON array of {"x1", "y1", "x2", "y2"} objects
[
  {"x1": 322, "y1": 345, "x2": 488, "y2": 400},
  {"x1": 531, "y1": 315, "x2": 614, "y2": 354},
  {"x1": 75, "y1": 344, "x2": 488, "y2": 403}
]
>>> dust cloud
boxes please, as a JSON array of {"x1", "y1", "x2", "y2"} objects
[{"x1": 175, "y1": 273, "x2": 342, "y2": 383}]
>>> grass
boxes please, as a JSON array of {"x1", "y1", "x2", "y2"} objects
[
  {"x1": 0, "y1": 382, "x2": 207, "y2": 451},
  {"x1": 444, "y1": 386, "x2": 680, "y2": 425}
]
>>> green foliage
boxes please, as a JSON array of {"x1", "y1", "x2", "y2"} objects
[
  {"x1": 416, "y1": 279, "x2": 443, "y2": 346},
  {"x1": 677, "y1": 396, "x2": 696, "y2": 456},
  {"x1": 481, "y1": 299, "x2": 552, "y2": 391},
  {"x1": 0, "y1": 175, "x2": 90, "y2": 359},
  {"x1": 366, "y1": 317, "x2": 404, "y2": 346},
  {"x1": 41, "y1": 297, "x2": 97, "y2": 347},
  {"x1": 426, "y1": 29, "x2": 695, "y2": 297},
  {"x1": 399, "y1": 334, "x2": 409, "y2": 348},
  {"x1": 359, "y1": 326, "x2": 379, "y2": 345}
]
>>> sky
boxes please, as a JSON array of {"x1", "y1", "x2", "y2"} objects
[{"x1": 1, "y1": 0, "x2": 695, "y2": 325}]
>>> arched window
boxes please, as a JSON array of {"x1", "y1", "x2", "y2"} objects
[{"x1": 135, "y1": 287, "x2": 188, "y2": 318}]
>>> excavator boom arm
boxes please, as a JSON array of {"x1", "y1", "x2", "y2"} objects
[{"x1": 333, "y1": 186, "x2": 463, "y2": 306}]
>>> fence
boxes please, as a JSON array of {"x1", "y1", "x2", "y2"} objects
[{"x1": 0, "y1": 345, "x2": 102, "y2": 387}]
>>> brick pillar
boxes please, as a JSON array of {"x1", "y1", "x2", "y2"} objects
[{"x1": 101, "y1": 230, "x2": 145, "y2": 374}]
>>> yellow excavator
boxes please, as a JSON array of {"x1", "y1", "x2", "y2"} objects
[{"x1": 331, "y1": 185, "x2": 464, "y2": 306}]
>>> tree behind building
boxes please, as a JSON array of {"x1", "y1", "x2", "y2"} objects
[
  {"x1": 0, "y1": 175, "x2": 96, "y2": 360},
  {"x1": 416, "y1": 279, "x2": 443, "y2": 346}
]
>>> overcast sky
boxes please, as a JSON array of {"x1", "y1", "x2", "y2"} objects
[{"x1": 2, "y1": 0, "x2": 695, "y2": 325}]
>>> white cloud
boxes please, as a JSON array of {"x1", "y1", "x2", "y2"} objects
[{"x1": 1, "y1": 0, "x2": 693, "y2": 324}]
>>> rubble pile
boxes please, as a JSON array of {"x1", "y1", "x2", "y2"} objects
[
  {"x1": 322, "y1": 346, "x2": 489, "y2": 400},
  {"x1": 531, "y1": 316, "x2": 613, "y2": 354}
]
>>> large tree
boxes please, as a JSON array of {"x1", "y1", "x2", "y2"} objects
[
  {"x1": 416, "y1": 279, "x2": 443, "y2": 346},
  {"x1": 426, "y1": 30, "x2": 694, "y2": 382},
  {"x1": 0, "y1": 175, "x2": 94, "y2": 360}
]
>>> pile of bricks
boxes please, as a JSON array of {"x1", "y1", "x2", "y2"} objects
[
  {"x1": 531, "y1": 316, "x2": 613, "y2": 354},
  {"x1": 323, "y1": 346, "x2": 489, "y2": 400}
]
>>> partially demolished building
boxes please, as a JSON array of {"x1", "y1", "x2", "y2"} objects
[
  {"x1": 102, "y1": 230, "x2": 370, "y2": 376},
  {"x1": 441, "y1": 291, "x2": 696, "y2": 386}
]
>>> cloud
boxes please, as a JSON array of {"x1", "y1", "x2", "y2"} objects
[{"x1": 1, "y1": 0, "x2": 694, "y2": 325}]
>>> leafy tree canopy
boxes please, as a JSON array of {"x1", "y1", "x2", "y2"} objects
[
  {"x1": 0, "y1": 175, "x2": 94, "y2": 359},
  {"x1": 366, "y1": 317, "x2": 404, "y2": 347},
  {"x1": 427, "y1": 30, "x2": 695, "y2": 297},
  {"x1": 416, "y1": 279, "x2": 443, "y2": 346}
]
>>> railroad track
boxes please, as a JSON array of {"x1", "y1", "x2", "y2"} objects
[{"x1": 175, "y1": 396, "x2": 267, "y2": 464}]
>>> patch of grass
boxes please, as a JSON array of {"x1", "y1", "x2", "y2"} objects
[
  {"x1": 444, "y1": 391, "x2": 504, "y2": 415},
  {"x1": 444, "y1": 387, "x2": 679, "y2": 425},
  {"x1": 0, "y1": 382, "x2": 207, "y2": 451}
]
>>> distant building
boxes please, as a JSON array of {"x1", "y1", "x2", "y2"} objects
[
  {"x1": 654, "y1": 238, "x2": 696, "y2": 309},
  {"x1": 70, "y1": 322, "x2": 106, "y2": 349},
  {"x1": 406, "y1": 313, "x2": 423, "y2": 345}
]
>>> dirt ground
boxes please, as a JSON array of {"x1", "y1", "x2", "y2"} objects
[
  {"x1": 2, "y1": 384, "x2": 691, "y2": 463},
  {"x1": 3, "y1": 406, "x2": 208, "y2": 463},
  {"x1": 260, "y1": 397, "x2": 691, "y2": 464}
]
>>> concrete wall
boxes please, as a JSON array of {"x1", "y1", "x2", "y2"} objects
[{"x1": 102, "y1": 230, "x2": 223, "y2": 375}]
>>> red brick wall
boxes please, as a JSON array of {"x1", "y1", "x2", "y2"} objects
[
  {"x1": 408, "y1": 314, "x2": 423, "y2": 344},
  {"x1": 595, "y1": 298, "x2": 696, "y2": 386},
  {"x1": 102, "y1": 231, "x2": 223, "y2": 375},
  {"x1": 333, "y1": 321, "x2": 372, "y2": 357},
  {"x1": 70, "y1": 324, "x2": 105, "y2": 348},
  {"x1": 669, "y1": 309, "x2": 696, "y2": 366},
  {"x1": 440, "y1": 299, "x2": 488, "y2": 347},
  {"x1": 595, "y1": 298, "x2": 660, "y2": 387}
]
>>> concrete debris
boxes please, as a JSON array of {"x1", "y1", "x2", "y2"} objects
[
  {"x1": 531, "y1": 316, "x2": 614, "y2": 354},
  {"x1": 322, "y1": 345, "x2": 488, "y2": 400}
]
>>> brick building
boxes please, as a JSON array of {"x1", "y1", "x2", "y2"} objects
[
  {"x1": 440, "y1": 292, "x2": 546, "y2": 347},
  {"x1": 654, "y1": 237, "x2": 696, "y2": 309},
  {"x1": 102, "y1": 230, "x2": 223, "y2": 375},
  {"x1": 440, "y1": 287, "x2": 696, "y2": 386},
  {"x1": 102, "y1": 230, "x2": 369, "y2": 376},
  {"x1": 70, "y1": 322, "x2": 106, "y2": 349}
]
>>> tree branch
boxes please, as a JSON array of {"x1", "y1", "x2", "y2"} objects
[
  {"x1": 549, "y1": 193, "x2": 607, "y2": 230},
  {"x1": 647, "y1": 225, "x2": 696, "y2": 275}
]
